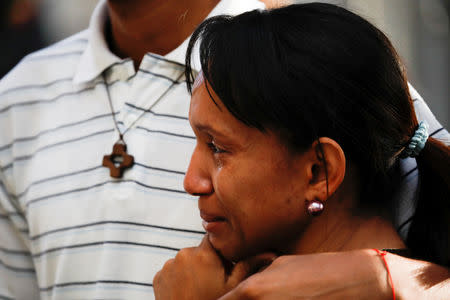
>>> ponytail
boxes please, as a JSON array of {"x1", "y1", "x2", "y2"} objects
[{"x1": 407, "y1": 137, "x2": 450, "y2": 267}]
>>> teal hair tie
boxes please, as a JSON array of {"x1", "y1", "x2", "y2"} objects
[{"x1": 402, "y1": 121, "x2": 429, "y2": 158}]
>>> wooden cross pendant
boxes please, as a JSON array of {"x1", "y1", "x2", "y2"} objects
[{"x1": 102, "y1": 142, "x2": 134, "y2": 178}]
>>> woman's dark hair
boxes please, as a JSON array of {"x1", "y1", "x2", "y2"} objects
[{"x1": 185, "y1": 3, "x2": 449, "y2": 266}]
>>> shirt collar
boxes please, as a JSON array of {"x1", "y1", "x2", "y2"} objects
[
  {"x1": 74, "y1": 0, "x2": 121, "y2": 84},
  {"x1": 73, "y1": 0, "x2": 265, "y2": 84}
]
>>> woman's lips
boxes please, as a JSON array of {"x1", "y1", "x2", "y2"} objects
[{"x1": 200, "y1": 212, "x2": 227, "y2": 233}]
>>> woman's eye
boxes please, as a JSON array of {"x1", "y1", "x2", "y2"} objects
[{"x1": 207, "y1": 142, "x2": 225, "y2": 154}]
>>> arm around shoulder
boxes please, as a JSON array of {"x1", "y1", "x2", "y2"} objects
[
  {"x1": 220, "y1": 249, "x2": 449, "y2": 300},
  {"x1": 386, "y1": 252, "x2": 450, "y2": 300}
]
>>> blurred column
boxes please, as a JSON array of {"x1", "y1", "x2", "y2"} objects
[
  {"x1": 292, "y1": 0, "x2": 449, "y2": 128},
  {"x1": 347, "y1": 0, "x2": 449, "y2": 128},
  {"x1": 0, "y1": 0, "x2": 45, "y2": 78},
  {"x1": 416, "y1": 0, "x2": 448, "y2": 128},
  {"x1": 38, "y1": 0, "x2": 99, "y2": 44}
]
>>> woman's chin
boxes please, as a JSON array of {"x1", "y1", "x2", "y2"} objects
[
  {"x1": 208, "y1": 236, "x2": 261, "y2": 263},
  {"x1": 208, "y1": 236, "x2": 242, "y2": 261}
]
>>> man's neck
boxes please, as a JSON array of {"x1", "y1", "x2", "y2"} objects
[{"x1": 106, "y1": 0, "x2": 220, "y2": 69}]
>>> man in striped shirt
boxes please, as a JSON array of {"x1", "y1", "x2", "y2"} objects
[
  {"x1": 0, "y1": 0, "x2": 448, "y2": 300},
  {"x1": 0, "y1": 1, "x2": 265, "y2": 299}
]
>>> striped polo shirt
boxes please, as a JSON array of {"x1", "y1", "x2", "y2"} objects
[
  {"x1": 0, "y1": 1, "x2": 448, "y2": 300},
  {"x1": 0, "y1": 0, "x2": 265, "y2": 299}
]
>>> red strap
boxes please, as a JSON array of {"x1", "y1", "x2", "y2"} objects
[{"x1": 373, "y1": 249, "x2": 395, "y2": 300}]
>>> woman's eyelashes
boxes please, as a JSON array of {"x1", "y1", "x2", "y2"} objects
[{"x1": 207, "y1": 141, "x2": 226, "y2": 154}]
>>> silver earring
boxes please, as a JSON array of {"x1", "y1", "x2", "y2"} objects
[{"x1": 306, "y1": 199, "x2": 324, "y2": 216}]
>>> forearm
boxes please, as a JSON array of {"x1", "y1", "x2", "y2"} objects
[{"x1": 386, "y1": 253, "x2": 450, "y2": 300}]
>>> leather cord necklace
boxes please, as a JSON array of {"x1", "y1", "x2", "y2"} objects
[{"x1": 102, "y1": 70, "x2": 184, "y2": 178}]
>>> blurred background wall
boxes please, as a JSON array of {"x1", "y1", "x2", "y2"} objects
[
  {"x1": 1, "y1": 0, "x2": 448, "y2": 127},
  {"x1": 287, "y1": 0, "x2": 449, "y2": 128}
]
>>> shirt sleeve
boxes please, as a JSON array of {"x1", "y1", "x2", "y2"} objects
[
  {"x1": 408, "y1": 83, "x2": 449, "y2": 144},
  {"x1": 394, "y1": 83, "x2": 450, "y2": 239},
  {"x1": 0, "y1": 164, "x2": 40, "y2": 299}
]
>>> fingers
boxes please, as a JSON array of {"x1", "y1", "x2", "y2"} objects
[
  {"x1": 196, "y1": 234, "x2": 227, "y2": 267},
  {"x1": 153, "y1": 258, "x2": 175, "y2": 299},
  {"x1": 227, "y1": 252, "x2": 277, "y2": 289},
  {"x1": 198, "y1": 233, "x2": 212, "y2": 249},
  {"x1": 219, "y1": 288, "x2": 243, "y2": 300},
  {"x1": 244, "y1": 252, "x2": 277, "y2": 274},
  {"x1": 219, "y1": 277, "x2": 262, "y2": 300},
  {"x1": 197, "y1": 234, "x2": 220, "y2": 257},
  {"x1": 153, "y1": 257, "x2": 174, "y2": 284}
]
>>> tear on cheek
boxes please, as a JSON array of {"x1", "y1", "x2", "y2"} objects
[{"x1": 214, "y1": 157, "x2": 224, "y2": 169}]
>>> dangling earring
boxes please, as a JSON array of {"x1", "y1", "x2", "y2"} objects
[{"x1": 306, "y1": 199, "x2": 324, "y2": 216}]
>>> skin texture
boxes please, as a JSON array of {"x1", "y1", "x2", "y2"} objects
[
  {"x1": 184, "y1": 78, "x2": 404, "y2": 261},
  {"x1": 153, "y1": 235, "x2": 276, "y2": 300},
  {"x1": 154, "y1": 79, "x2": 438, "y2": 300},
  {"x1": 185, "y1": 79, "x2": 312, "y2": 261},
  {"x1": 154, "y1": 242, "x2": 392, "y2": 300},
  {"x1": 154, "y1": 237, "x2": 450, "y2": 300},
  {"x1": 220, "y1": 251, "x2": 450, "y2": 300}
]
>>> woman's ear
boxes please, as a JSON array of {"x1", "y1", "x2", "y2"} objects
[{"x1": 304, "y1": 137, "x2": 346, "y2": 203}]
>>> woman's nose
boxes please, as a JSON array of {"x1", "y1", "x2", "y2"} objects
[{"x1": 184, "y1": 147, "x2": 213, "y2": 196}]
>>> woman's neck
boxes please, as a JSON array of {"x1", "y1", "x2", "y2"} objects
[
  {"x1": 291, "y1": 214, "x2": 405, "y2": 254},
  {"x1": 286, "y1": 165, "x2": 405, "y2": 254}
]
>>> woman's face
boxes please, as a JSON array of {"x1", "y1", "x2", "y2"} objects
[{"x1": 184, "y1": 79, "x2": 311, "y2": 261}]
